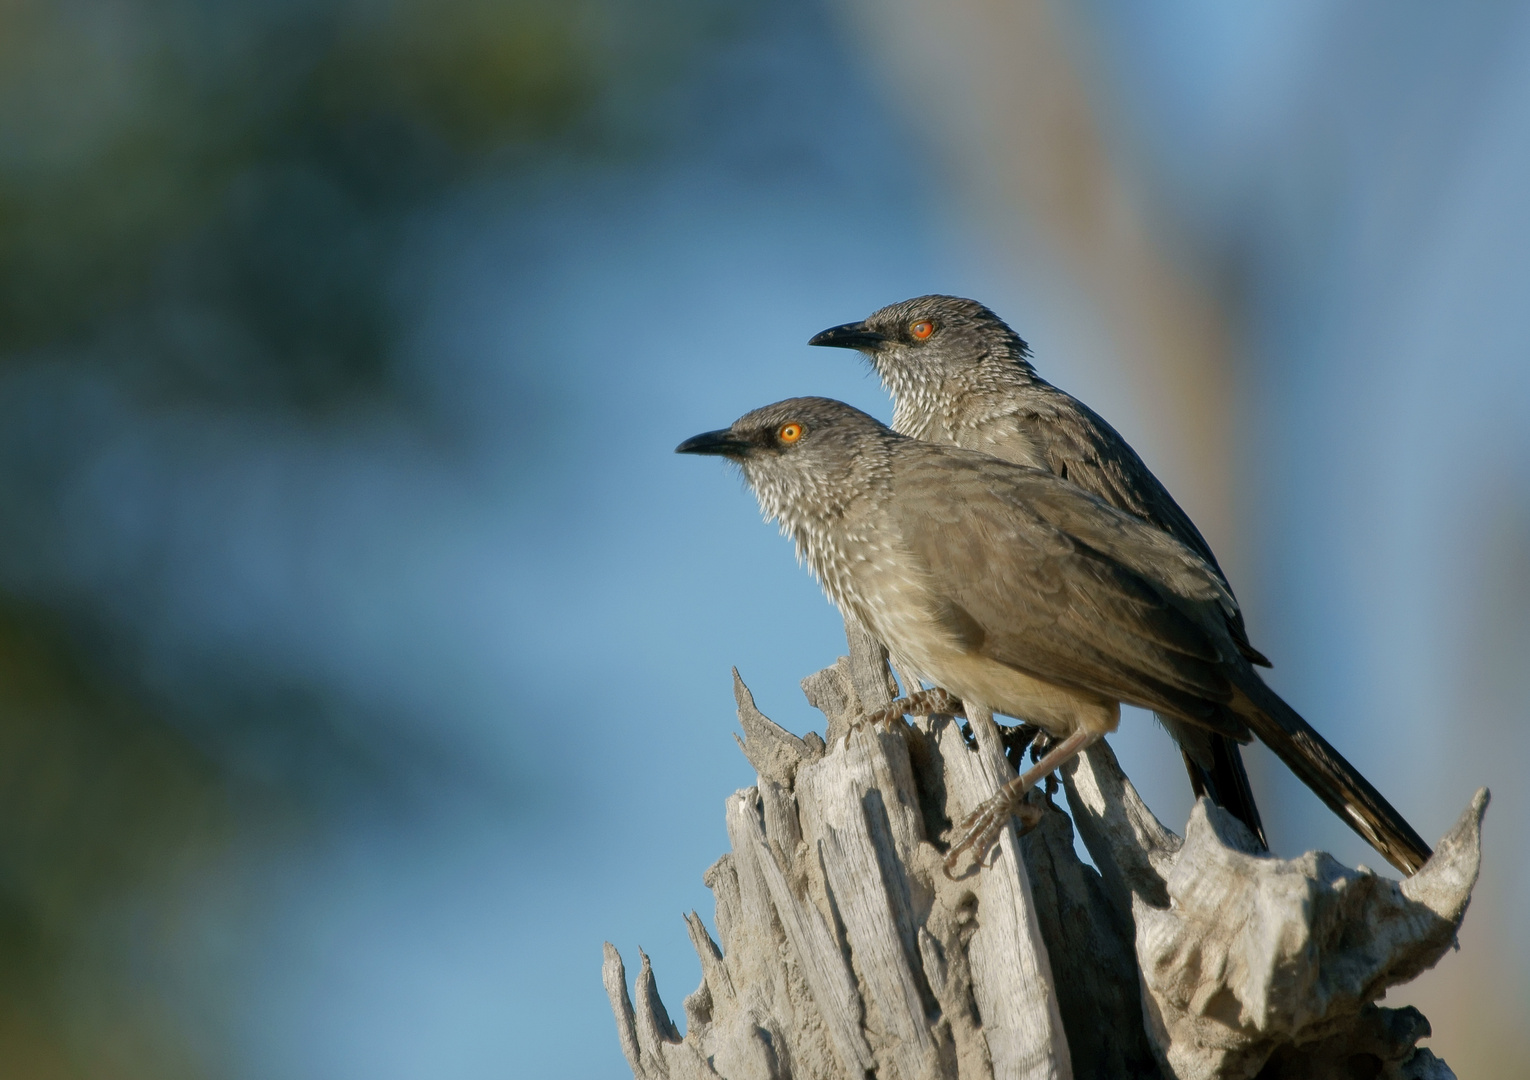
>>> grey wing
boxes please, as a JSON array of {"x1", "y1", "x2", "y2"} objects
[
  {"x1": 894, "y1": 458, "x2": 1249, "y2": 739},
  {"x1": 1021, "y1": 393, "x2": 1222, "y2": 569},
  {"x1": 1016, "y1": 391, "x2": 1272, "y2": 666}
]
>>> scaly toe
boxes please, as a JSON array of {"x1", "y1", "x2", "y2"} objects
[{"x1": 943, "y1": 803, "x2": 1005, "y2": 876}]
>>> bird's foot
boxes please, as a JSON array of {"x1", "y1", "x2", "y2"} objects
[
  {"x1": 942, "y1": 728, "x2": 1099, "y2": 877},
  {"x1": 847, "y1": 688, "x2": 963, "y2": 741},
  {"x1": 943, "y1": 778, "x2": 1040, "y2": 877}
]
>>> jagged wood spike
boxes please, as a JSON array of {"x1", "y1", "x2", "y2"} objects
[
  {"x1": 684, "y1": 911, "x2": 734, "y2": 1006},
  {"x1": 636, "y1": 948, "x2": 682, "y2": 1052},
  {"x1": 936, "y1": 708, "x2": 1074, "y2": 1080},
  {"x1": 844, "y1": 615, "x2": 897, "y2": 712},
  {"x1": 732, "y1": 667, "x2": 819, "y2": 785},
  {"x1": 1060, "y1": 739, "x2": 1180, "y2": 911},
  {"x1": 603, "y1": 943, "x2": 650, "y2": 1080},
  {"x1": 821, "y1": 821, "x2": 939, "y2": 1079},
  {"x1": 1018, "y1": 797, "x2": 1160, "y2": 1079}
]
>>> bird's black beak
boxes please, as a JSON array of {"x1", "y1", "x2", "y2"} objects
[
  {"x1": 808, "y1": 321, "x2": 887, "y2": 351},
  {"x1": 676, "y1": 428, "x2": 750, "y2": 458}
]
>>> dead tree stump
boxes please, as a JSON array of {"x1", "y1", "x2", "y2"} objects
[{"x1": 605, "y1": 631, "x2": 1483, "y2": 1080}]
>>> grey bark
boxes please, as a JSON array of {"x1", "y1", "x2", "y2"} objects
[{"x1": 605, "y1": 633, "x2": 1484, "y2": 1080}]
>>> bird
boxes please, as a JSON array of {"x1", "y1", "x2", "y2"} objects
[
  {"x1": 677, "y1": 396, "x2": 1432, "y2": 877},
  {"x1": 810, "y1": 295, "x2": 1269, "y2": 844}
]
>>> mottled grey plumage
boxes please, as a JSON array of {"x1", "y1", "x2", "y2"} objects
[
  {"x1": 812, "y1": 294, "x2": 1268, "y2": 841},
  {"x1": 678, "y1": 397, "x2": 1432, "y2": 876}
]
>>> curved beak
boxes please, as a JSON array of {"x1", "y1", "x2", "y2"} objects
[
  {"x1": 808, "y1": 321, "x2": 886, "y2": 351},
  {"x1": 676, "y1": 428, "x2": 749, "y2": 458}
]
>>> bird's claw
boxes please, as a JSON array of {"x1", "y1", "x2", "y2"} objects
[
  {"x1": 941, "y1": 785, "x2": 1043, "y2": 878},
  {"x1": 844, "y1": 688, "x2": 964, "y2": 746}
]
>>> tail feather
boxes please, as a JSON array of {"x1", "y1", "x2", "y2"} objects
[
  {"x1": 1181, "y1": 735, "x2": 1268, "y2": 851},
  {"x1": 1232, "y1": 675, "x2": 1432, "y2": 875}
]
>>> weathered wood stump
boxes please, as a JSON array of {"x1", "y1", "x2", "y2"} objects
[{"x1": 605, "y1": 632, "x2": 1483, "y2": 1080}]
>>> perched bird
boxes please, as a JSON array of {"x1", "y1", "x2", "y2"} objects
[
  {"x1": 677, "y1": 396, "x2": 1432, "y2": 876},
  {"x1": 811, "y1": 295, "x2": 1269, "y2": 843}
]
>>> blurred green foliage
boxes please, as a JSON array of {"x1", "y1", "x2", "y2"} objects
[
  {"x1": 0, "y1": 0, "x2": 727, "y2": 1074},
  {"x1": 0, "y1": 0, "x2": 718, "y2": 408},
  {"x1": 0, "y1": 600, "x2": 228, "y2": 1078}
]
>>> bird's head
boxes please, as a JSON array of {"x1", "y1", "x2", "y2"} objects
[
  {"x1": 808, "y1": 295, "x2": 1033, "y2": 403},
  {"x1": 676, "y1": 397, "x2": 893, "y2": 528}
]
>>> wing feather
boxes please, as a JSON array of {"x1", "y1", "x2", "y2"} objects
[
  {"x1": 891, "y1": 452, "x2": 1248, "y2": 738},
  {"x1": 981, "y1": 392, "x2": 1272, "y2": 666}
]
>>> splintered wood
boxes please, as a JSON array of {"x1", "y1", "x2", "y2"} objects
[{"x1": 605, "y1": 639, "x2": 1484, "y2": 1080}]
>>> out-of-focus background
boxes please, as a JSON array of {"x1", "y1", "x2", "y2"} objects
[{"x1": 0, "y1": 1, "x2": 1524, "y2": 1076}]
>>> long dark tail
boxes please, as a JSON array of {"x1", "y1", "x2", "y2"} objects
[
  {"x1": 1181, "y1": 735, "x2": 1268, "y2": 850},
  {"x1": 1232, "y1": 674, "x2": 1432, "y2": 875}
]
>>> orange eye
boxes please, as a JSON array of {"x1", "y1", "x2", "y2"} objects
[
  {"x1": 778, "y1": 422, "x2": 804, "y2": 443},
  {"x1": 911, "y1": 320, "x2": 934, "y2": 340}
]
